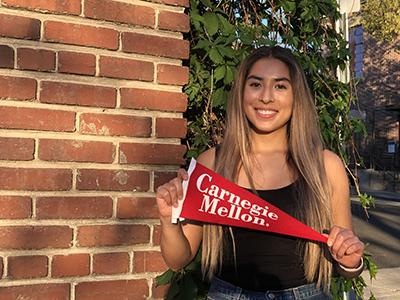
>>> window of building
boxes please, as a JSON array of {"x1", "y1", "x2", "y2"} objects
[{"x1": 349, "y1": 25, "x2": 364, "y2": 78}]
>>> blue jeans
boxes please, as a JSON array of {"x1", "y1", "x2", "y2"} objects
[{"x1": 207, "y1": 277, "x2": 333, "y2": 300}]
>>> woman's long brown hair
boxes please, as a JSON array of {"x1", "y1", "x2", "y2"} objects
[{"x1": 201, "y1": 46, "x2": 333, "y2": 290}]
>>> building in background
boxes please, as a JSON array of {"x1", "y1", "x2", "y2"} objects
[{"x1": 348, "y1": 20, "x2": 400, "y2": 190}]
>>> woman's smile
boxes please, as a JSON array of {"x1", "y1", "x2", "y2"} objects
[
  {"x1": 255, "y1": 108, "x2": 278, "y2": 118},
  {"x1": 243, "y1": 58, "x2": 293, "y2": 135}
]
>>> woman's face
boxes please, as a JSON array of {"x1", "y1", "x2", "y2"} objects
[{"x1": 243, "y1": 58, "x2": 294, "y2": 136}]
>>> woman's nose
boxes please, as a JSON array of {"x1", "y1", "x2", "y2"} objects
[{"x1": 259, "y1": 86, "x2": 274, "y2": 104}]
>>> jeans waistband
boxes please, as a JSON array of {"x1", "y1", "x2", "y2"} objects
[{"x1": 208, "y1": 276, "x2": 330, "y2": 300}]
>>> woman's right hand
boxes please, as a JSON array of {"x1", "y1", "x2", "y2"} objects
[{"x1": 156, "y1": 168, "x2": 189, "y2": 220}]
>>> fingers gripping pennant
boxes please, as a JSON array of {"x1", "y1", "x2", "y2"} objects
[{"x1": 172, "y1": 158, "x2": 328, "y2": 244}]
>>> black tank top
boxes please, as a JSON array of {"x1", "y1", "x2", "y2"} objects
[{"x1": 218, "y1": 184, "x2": 309, "y2": 291}]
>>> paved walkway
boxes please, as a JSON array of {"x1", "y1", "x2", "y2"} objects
[
  {"x1": 348, "y1": 268, "x2": 400, "y2": 300},
  {"x1": 353, "y1": 189, "x2": 400, "y2": 202},
  {"x1": 349, "y1": 188, "x2": 400, "y2": 299}
]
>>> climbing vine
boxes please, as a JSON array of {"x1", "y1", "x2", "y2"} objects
[{"x1": 157, "y1": 0, "x2": 377, "y2": 299}]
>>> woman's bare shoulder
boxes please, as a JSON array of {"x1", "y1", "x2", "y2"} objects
[
  {"x1": 323, "y1": 149, "x2": 344, "y2": 171},
  {"x1": 323, "y1": 149, "x2": 348, "y2": 187},
  {"x1": 196, "y1": 147, "x2": 216, "y2": 170}
]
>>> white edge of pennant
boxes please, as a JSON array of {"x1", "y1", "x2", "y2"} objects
[{"x1": 171, "y1": 158, "x2": 197, "y2": 224}]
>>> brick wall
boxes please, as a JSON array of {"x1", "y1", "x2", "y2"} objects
[
  {"x1": 0, "y1": 0, "x2": 189, "y2": 299},
  {"x1": 352, "y1": 31, "x2": 400, "y2": 166}
]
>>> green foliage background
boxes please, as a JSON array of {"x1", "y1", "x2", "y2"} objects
[
  {"x1": 360, "y1": 0, "x2": 400, "y2": 42},
  {"x1": 157, "y1": 0, "x2": 378, "y2": 299}
]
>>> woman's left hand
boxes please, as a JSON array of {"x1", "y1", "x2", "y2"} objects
[{"x1": 326, "y1": 226, "x2": 365, "y2": 268}]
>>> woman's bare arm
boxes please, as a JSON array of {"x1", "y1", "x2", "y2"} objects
[
  {"x1": 156, "y1": 148, "x2": 216, "y2": 271},
  {"x1": 324, "y1": 150, "x2": 365, "y2": 278}
]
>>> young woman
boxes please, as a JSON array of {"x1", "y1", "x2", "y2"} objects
[{"x1": 156, "y1": 46, "x2": 364, "y2": 300}]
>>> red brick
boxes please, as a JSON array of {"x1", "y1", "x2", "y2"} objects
[
  {"x1": 152, "y1": 279, "x2": 170, "y2": 299},
  {"x1": 76, "y1": 169, "x2": 149, "y2": 192},
  {"x1": 8, "y1": 255, "x2": 48, "y2": 279},
  {"x1": 0, "y1": 284, "x2": 69, "y2": 299},
  {"x1": 52, "y1": 253, "x2": 90, "y2": 277},
  {"x1": 80, "y1": 113, "x2": 151, "y2": 137},
  {"x1": 132, "y1": 251, "x2": 144, "y2": 273},
  {"x1": 75, "y1": 279, "x2": 149, "y2": 300},
  {"x1": 0, "y1": 167, "x2": 72, "y2": 191},
  {"x1": 158, "y1": 10, "x2": 189, "y2": 32},
  {"x1": 0, "y1": 75, "x2": 37, "y2": 100},
  {"x1": 121, "y1": 32, "x2": 189, "y2": 59},
  {"x1": 133, "y1": 251, "x2": 167, "y2": 273},
  {"x1": 0, "y1": 196, "x2": 32, "y2": 219},
  {"x1": 41, "y1": 81, "x2": 116, "y2": 108},
  {"x1": 17, "y1": 48, "x2": 55, "y2": 71},
  {"x1": 0, "y1": 14, "x2": 40, "y2": 40},
  {"x1": 153, "y1": 225, "x2": 161, "y2": 245},
  {"x1": 117, "y1": 197, "x2": 158, "y2": 219},
  {"x1": 157, "y1": 64, "x2": 189, "y2": 85},
  {"x1": 0, "y1": 226, "x2": 72, "y2": 249},
  {"x1": 58, "y1": 51, "x2": 95, "y2": 75},
  {"x1": 93, "y1": 252, "x2": 129, "y2": 275},
  {"x1": 0, "y1": 45, "x2": 14, "y2": 68},
  {"x1": 84, "y1": 0, "x2": 155, "y2": 27},
  {"x1": 156, "y1": 118, "x2": 187, "y2": 138},
  {"x1": 154, "y1": 171, "x2": 178, "y2": 190},
  {"x1": 146, "y1": 251, "x2": 168, "y2": 272},
  {"x1": 36, "y1": 196, "x2": 113, "y2": 219},
  {"x1": 3, "y1": 0, "x2": 81, "y2": 14},
  {"x1": 0, "y1": 137, "x2": 35, "y2": 160},
  {"x1": 38, "y1": 139, "x2": 115, "y2": 163},
  {"x1": 99, "y1": 56, "x2": 153, "y2": 81},
  {"x1": 119, "y1": 143, "x2": 186, "y2": 165},
  {"x1": 43, "y1": 20, "x2": 119, "y2": 50},
  {"x1": 77, "y1": 225, "x2": 150, "y2": 247},
  {"x1": 145, "y1": 0, "x2": 189, "y2": 7},
  {"x1": 0, "y1": 106, "x2": 75, "y2": 132},
  {"x1": 120, "y1": 88, "x2": 187, "y2": 112}
]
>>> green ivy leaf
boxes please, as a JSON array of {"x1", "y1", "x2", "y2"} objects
[
  {"x1": 199, "y1": 0, "x2": 212, "y2": 7},
  {"x1": 214, "y1": 65, "x2": 226, "y2": 81},
  {"x1": 155, "y1": 268, "x2": 174, "y2": 287},
  {"x1": 212, "y1": 87, "x2": 228, "y2": 107},
  {"x1": 216, "y1": 13, "x2": 234, "y2": 34},
  {"x1": 194, "y1": 39, "x2": 213, "y2": 50},
  {"x1": 224, "y1": 65, "x2": 235, "y2": 85},
  {"x1": 282, "y1": 0, "x2": 296, "y2": 12},
  {"x1": 209, "y1": 47, "x2": 224, "y2": 64},
  {"x1": 177, "y1": 275, "x2": 198, "y2": 300},
  {"x1": 203, "y1": 12, "x2": 219, "y2": 36},
  {"x1": 165, "y1": 279, "x2": 179, "y2": 300},
  {"x1": 216, "y1": 44, "x2": 235, "y2": 58}
]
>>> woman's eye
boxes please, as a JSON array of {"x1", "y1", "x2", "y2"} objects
[
  {"x1": 276, "y1": 84, "x2": 287, "y2": 89},
  {"x1": 249, "y1": 82, "x2": 261, "y2": 87}
]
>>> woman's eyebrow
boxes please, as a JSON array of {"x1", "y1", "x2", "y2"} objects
[
  {"x1": 274, "y1": 77, "x2": 291, "y2": 83},
  {"x1": 246, "y1": 75, "x2": 263, "y2": 81},
  {"x1": 246, "y1": 75, "x2": 291, "y2": 83}
]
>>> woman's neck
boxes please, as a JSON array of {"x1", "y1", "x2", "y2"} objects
[{"x1": 237, "y1": 129, "x2": 296, "y2": 190}]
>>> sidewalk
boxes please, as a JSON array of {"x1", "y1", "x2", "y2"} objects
[
  {"x1": 349, "y1": 188, "x2": 400, "y2": 299},
  {"x1": 349, "y1": 268, "x2": 400, "y2": 300},
  {"x1": 351, "y1": 188, "x2": 400, "y2": 202}
]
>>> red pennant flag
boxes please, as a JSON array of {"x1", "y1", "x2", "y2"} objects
[{"x1": 172, "y1": 159, "x2": 327, "y2": 244}]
